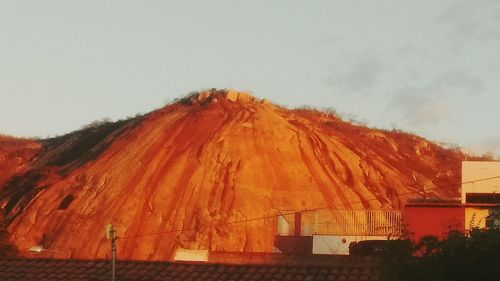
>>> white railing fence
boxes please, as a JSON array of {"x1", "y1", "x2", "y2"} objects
[{"x1": 277, "y1": 209, "x2": 403, "y2": 237}]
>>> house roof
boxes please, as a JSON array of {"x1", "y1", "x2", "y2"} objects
[
  {"x1": 0, "y1": 257, "x2": 381, "y2": 281},
  {"x1": 464, "y1": 203, "x2": 500, "y2": 207},
  {"x1": 405, "y1": 202, "x2": 500, "y2": 208},
  {"x1": 405, "y1": 198, "x2": 463, "y2": 207}
]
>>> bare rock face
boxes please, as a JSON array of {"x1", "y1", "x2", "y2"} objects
[
  {"x1": 0, "y1": 90, "x2": 463, "y2": 260},
  {"x1": 0, "y1": 136, "x2": 41, "y2": 188},
  {"x1": 226, "y1": 90, "x2": 255, "y2": 103}
]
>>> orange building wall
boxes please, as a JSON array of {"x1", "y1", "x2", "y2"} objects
[{"x1": 404, "y1": 205, "x2": 465, "y2": 242}]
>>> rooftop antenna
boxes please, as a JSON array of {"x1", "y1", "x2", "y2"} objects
[{"x1": 106, "y1": 224, "x2": 117, "y2": 281}]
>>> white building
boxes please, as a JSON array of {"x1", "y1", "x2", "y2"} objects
[
  {"x1": 461, "y1": 161, "x2": 500, "y2": 204},
  {"x1": 461, "y1": 161, "x2": 500, "y2": 230}
]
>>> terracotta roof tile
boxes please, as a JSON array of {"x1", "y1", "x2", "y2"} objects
[
  {"x1": 273, "y1": 272, "x2": 284, "y2": 279},
  {"x1": 282, "y1": 272, "x2": 295, "y2": 281},
  {"x1": 247, "y1": 266, "x2": 258, "y2": 273},
  {"x1": 348, "y1": 273, "x2": 359, "y2": 281},
  {"x1": 330, "y1": 268, "x2": 340, "y2": 275},
  {"x1": 205, "y1": 264, "x2": 218, "y2": 272},
  {"x1": 200, "y1": 271, "x2": 211, "y2": 279},
  {"x1": 304, "y1": 274, "x2": 316, "y2": 281},
  {"x1": 228, "y1": 273, "x2": 242, "y2": 281},
  {"x1": 337, "y1": 275, "x2": 348, "y2": 281},
  {"x1": 0, "y1": 257, "x2": 381, "y2": 281},
  {"x1": 358, "y1": 274, "x2": 370, "y2": 281},
  {"x1": 316, "y1": 274, "x2": 327, "y2": 281},
  {"x1": 294, "y1": 273, "x2": 305, "y2": 280},
  {"x1": 341, "y1": 268, "x2": 351, "y2": 275},
  {"x1": 226, "y1": 265, "x2": 236, "y2": 273}
]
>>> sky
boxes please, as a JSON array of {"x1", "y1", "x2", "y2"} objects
[{"x1": 1, "y1": 0, "x2": 499, "y2": 156}]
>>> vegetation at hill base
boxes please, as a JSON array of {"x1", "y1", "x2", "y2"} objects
[
  {"x1": 382, "y1": 228, "x2": 500, "y2": 281},
  {"x1": 0, "y1": 216, "x2": 17, "y2": 257}
]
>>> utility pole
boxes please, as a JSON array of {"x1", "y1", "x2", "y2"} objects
[{"x1": 106, "y1": 224, "x2": 117, "y2": 281}]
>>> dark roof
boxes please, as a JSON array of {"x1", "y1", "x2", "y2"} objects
[
  {"x1": 405, "y1": 202, "x2": 500, "y2": 208},
  {"x1": 0, "y1": 257, "x2": 381, "y2": 281},
  {"x1": 465, "y1": 202, "x2": 500, "y2": 207},
  {"x1": 405, "y1": 198, "x2": 462, "y2": 207}
]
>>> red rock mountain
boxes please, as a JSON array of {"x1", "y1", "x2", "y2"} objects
[
  {"x1": 0, "y1": 136, "x2": 41, "y2": 188},
  {"x1": 0, "y1": 90, "x2": 463, "y2": 260}
]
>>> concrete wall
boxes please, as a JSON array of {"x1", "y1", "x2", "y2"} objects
[
  {"x1": 273, "y1": 236, "x2": 313, "y2": 255},
  {"x1": 404, "y1": 205, "x2": 464, "y2": 242},
  {"x1": 312, "y1": 235, "x2": 387, "y2": 255},
  {"x1": 173, "y1": 249, "x2": 208, "y2": 262},
  {"x1": 462, "y1": 161, "x2": 500, "y2": 203},
  {"x1": 465, "y1": 207, "x2": 491, "y2": 230}
]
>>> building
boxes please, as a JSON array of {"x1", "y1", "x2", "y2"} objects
[
  {"x1": 404, "y1": 200, "x2": 464, "y2": 242},
  {"x1": 275, "y1": 209, "x2": 402, "y2": 255},
  {"x1": 461, "y1": 161, "x2": 500, "y2": 204},
  {"x1": 461, "y1": 161, "x2": 500, "y2": 231},
  {"x1": 404, "y1": 161, "x2": 500, "y2": 242}
]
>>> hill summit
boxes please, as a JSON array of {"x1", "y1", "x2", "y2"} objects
[
  {"x1": 181, "y1": 89, "x2": 261, "y2": 105},
  {"x1": 0, "y1": 89, "x2": 463, "y2": 260}
]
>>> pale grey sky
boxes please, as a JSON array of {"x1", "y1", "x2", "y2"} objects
[{"x1": 1, "y1": 0, "x2": 499, "y2": 156}]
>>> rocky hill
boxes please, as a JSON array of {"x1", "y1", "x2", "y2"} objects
[
  {"x1": 0, "y1": 136, "x2": 41, "y2": 188},
  {"x1": 0, "y1": 90, "x2": 463, "y2": 260}
]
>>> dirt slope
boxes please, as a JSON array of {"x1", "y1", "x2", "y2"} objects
[{"x1": 0, "y1": 90, "x2": 463, "y2": 260}]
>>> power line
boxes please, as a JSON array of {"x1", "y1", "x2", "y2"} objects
[
  {"x1": 117, "y1": 207, "x2": 326, "y2": 240},
  {"x1": 117, "y1": 174, "x2": 500, "y2": 240}
]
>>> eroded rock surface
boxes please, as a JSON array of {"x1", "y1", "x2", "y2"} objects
[
  {"x1": 0, "y1": 90, "x2": 463, "y2": 260},
  {"x1": 0, "y1": 136, "x2": 41, "y2": 188}
]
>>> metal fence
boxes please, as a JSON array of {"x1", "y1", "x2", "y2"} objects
[{"x1": 277, "y1": 209, "x2": 402, "y2": 237}]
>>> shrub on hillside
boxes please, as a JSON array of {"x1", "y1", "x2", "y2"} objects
[
  {"x1": 0, "y1": 216, "x2": 18, "y2": 257},
  {"x1": 382, "y1": 228, "x2": 500, "y2": 281}
]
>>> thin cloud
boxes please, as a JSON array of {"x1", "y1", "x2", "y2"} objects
[
  {"x1": 494, "y1": 61, "x2": 500, "y2": 71},
  {"x1": 464, "y1": 136, "x2": 500, "y2": 157},
  {"x1": 437, "y1": 0, "x2": 500, "y2": 43},
  {"x1": 396, "y1": 44, "x2": 444, "y2": 62},
  {"x1": 390, "y1": 69, "x2": 484, "y2": 127},
  {"x1": 326, "y1": 58, "x2": 387, "y2": 93},
  {"x1": 391, "y1": 86, "x2": 449, "y2": 127},
  {"x1": 436, "y1": 70, "x2": 486, "y2": 93}
]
